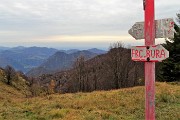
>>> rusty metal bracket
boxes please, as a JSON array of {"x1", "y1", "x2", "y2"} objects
[{"x1": 143, "y1": 0, "x2": 146, "y2": 10}]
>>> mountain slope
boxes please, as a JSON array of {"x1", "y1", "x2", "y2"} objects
[
  {"x1": 0, "y1": 46, "x2": 9, "y2": 51},
  {"x1": 0, "y1": 81, "x2": 25, "y2": 100},
  {"x1": 35, "y1": 47, "x2": 145, "y2": 93},
  {"x1": 26, "y1": 50, "x2": 97, "y2": 77},
  {"x1": 88, "y1": 48, "x2": 107, "y2": 54},
  {"x1": 0, "y1": 47, "x2": 58, "y2": 73},
  {"x1": 0, "y1": 82, "x2": 179, "y2": 120},
  {"x1": 0, "y1": 56, "x2": 24, "y2": 71},
  {"x1": 65, "y1": 49, "x2": 79, "y2": 54},
  {"x1": 0, "y1": 47, "x2": 104, "y2": 73},
  {"x1": 59, "y1": 48, "x2": 106, "y2": 54}
]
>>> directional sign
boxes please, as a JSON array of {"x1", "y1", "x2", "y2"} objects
[
  {"x1": 129, "y1": 22, "x2": 144, "y2": 40},
  {"x1": 131, "y1": 44, "x2": 169, "y2": 62},
  {"x1": 128, "y1": 18, "x2": 174, "y2": 40}
]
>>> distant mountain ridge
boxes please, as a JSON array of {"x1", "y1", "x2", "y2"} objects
[
  {"x1": 59, "y1": 48, "x2": 106, "y2": 54},
  {"x1": 0, "y1": 46, "x2": 58, "y2": 72},
  {"x1": 0, "y1": 46, "x2": 106, "y2": 74},
  {"x1": 26, "y1": 50, "x2": 98, "y2": 77},
  {"x1": 87, "y1": 48, "x2": 107, "y2": 54},
  {"x1": 0, "y1": 46, "x2": 10, "y2": 51}
]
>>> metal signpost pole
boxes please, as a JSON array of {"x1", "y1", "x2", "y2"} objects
[{"x1": 144, "y1": 0, "x2": 155, "y2": 119}]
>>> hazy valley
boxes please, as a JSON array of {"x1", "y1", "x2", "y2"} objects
[{"x1": 0, "y1": 46, "x2": 106, "y2": 74}]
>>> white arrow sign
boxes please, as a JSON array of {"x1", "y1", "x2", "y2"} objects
[
  {"x1": 131, "y1": 45, "x2": 169, "y2": 62},
  {"x1": 128, "y1": 18, "x2": 174, "y2": 40}
]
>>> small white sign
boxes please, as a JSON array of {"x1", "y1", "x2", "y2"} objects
[
  {"x1": 128, "y1": 18, "x2": 174, "y2": 40},
  {"x1": 131, "y1": 45, "x2": 169, "y2": 62}
]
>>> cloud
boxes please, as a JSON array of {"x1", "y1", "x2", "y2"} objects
[{"x1": 0, "y1": 0, "x2": 179, "y2": 48}]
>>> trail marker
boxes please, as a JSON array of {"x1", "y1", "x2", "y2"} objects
[
  {"x1": 131, "y1": 45, "x2": 169, "y2": 62},
  {"x1": 128, "y1": 0, "x2": 174, "y2": 119},
  {"x1": 128, "y1": 18, "x2": 174, "y2": 40}
]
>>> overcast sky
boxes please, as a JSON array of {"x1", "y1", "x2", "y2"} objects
[{"x1": 0, "y1": 0, "x2": 179, "y2": 49}]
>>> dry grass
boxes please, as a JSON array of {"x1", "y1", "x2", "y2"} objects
[{"x1": 0, "y1": 81, "x2": 179, "y2": 120}]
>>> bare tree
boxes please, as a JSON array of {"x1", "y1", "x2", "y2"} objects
[
  {"x1": 73, "y1": 56, "x2": 86, "y2": 92},
  {"x1": 48, "y1": 79, "x2": 56, "y2": 94},
  {"x1": 108, "y1": 42, "x2": 128, "y2": 88},
  {"x1": 4, "y1": 65, "x2": 16, "y2": 85}
]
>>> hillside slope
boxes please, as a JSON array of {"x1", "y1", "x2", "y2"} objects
[
  {"x1": 0, "y1": 81, "x2": 26, "y2": 120},
  {"x1": 35, "y1": 47, "x2": 144, "y2": 93},
  {"x1": 0, "y1": 81, "x2": 25, "y2": 100},
  {"x1": 26, "y1": 50, "x2": 97, "y2": 77},
  {"x1": 0, "y1": 82, "x2": 179, "y2": 120}
]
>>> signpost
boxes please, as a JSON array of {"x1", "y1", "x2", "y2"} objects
[
  {"x1": 128, "y1": 18, "x2": 174, "y2": 40},
  {"x1": 144, "y1": 1, "x2": 155, "y2": 119},
  {"x1": 131, "y1": 45, "x2": 169, "y2": 62},
  {"x1": 128, "y1": 0, "x2": 174, "y2": 120}
]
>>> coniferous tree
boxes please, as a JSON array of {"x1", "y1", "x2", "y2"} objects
[{"x1": 159, "y1": 13, "x2": 180, "y2": 82}]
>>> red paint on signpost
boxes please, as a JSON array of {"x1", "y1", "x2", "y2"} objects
[
  {"x1": 144, "y1": 0, "x2": 155, "y2": 119},
  {"x1": 131, "y1": 45, "x2": 169, "y2": 62}
]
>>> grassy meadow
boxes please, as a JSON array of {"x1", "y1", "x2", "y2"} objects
[{"x1": 0, "y1": 81, "x2": 179, "y2": 120}]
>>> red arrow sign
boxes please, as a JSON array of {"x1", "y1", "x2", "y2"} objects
[{"x1": 131, "y1": 44, "x2": 169, "y2": 62}]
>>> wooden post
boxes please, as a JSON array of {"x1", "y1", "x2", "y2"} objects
[{"x1": 144, "y1": 0, "x2": 155, "y2": 119}]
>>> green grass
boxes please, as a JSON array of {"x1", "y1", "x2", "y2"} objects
[{"x1": 0, "y1": 81, "x2": 179, "y2": 120}]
